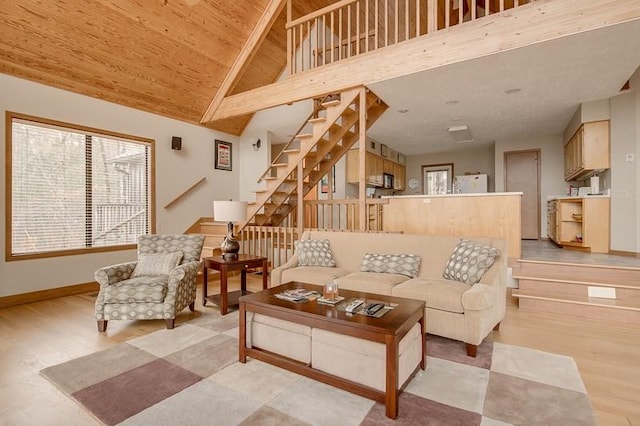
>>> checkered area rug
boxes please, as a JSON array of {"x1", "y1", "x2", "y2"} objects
[{"x1": 41, "y1": 312, "x2": 595, "y2": 425}]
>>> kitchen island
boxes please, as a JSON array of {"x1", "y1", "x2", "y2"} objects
[{"x1": 381, "y1": 193, "x2": 523, "y2": 259}]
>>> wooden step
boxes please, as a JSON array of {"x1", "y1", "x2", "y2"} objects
[
  {"x1": 515, "y1": 259, "x2": 640, "y2": 286},
  {"x1": 295, "y1": 133, "x2": 313, "y2": 139},
  {"x1": 514, "y1": 292, "x2": 640, "y2": 324},
  {"x1": 199, "y1": 222, "x2": 227, "y2": 234},
  {"x1": 513, "y1": 258, "x2": 640, "y2": 324},
  {"x1": 282, "y1": 149, "x2": 300, "y2": 155},
  {"x1": 321, "y1": 99, "x2": 341, "y2": 108},
  {"x1": 308, "y1": 117, "x2": 326, "y2": 124}
]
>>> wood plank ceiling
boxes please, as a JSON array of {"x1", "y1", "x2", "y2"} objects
[{"x1": 0, "y1": 0, "x2": 333, "y2": 136}]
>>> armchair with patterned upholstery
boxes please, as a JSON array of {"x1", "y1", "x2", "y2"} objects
[{"x1": 94, "y1": 234, "x2": 205, "y2": 331}]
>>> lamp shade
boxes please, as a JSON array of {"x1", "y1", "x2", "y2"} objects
[{"x1": 213, "y1": 200, "x2": 247, "y2": 222}]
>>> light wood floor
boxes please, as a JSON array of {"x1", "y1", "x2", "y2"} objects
[{"x1": 1, "y1": 274, "x2": 638, "y2": 426}]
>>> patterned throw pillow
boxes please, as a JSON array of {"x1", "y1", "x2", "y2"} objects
[
  {"x1": 294, "y1": 239, "x2": 336, "y2": 267},
  {"x1": 443, "y1": 239, "x2": 500, "y2": 285},
  {"x1": 131, "y1": 251, "x2": 183, "y2": 277},
  {"x1": 361, "y1": 253, "x2": 421, "y2": 278}
]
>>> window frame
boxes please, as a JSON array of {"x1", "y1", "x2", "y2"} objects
[
  {"x1": 5, "y1": 111, "x2": 156, "y2": 261},
  {"x1": 422, "y1": 163, "x2": 454, "y2": 195}
]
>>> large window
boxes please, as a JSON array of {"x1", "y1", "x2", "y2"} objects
[{"x1": 6, "y1": 112, "x2": 155, "y2": 260}]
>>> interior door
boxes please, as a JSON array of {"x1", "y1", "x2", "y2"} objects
[{"x1": 505, "y1": 150, "x2": 540, "y2": 240}]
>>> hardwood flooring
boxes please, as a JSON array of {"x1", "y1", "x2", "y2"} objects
[{"x1": 1, "y1": 274, "x2": 638, "y2": 425}]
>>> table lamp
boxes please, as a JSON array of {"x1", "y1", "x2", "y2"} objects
[{"x1": 213, "y1": 200, "x2": 247, "y2": 258}]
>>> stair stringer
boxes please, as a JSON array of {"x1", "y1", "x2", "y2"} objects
[{"x1": 243, "y1": 88, "x2": 388, "y2": 227}]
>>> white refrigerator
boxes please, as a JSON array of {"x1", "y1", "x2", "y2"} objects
[{"x1": 454, "y1": 174, "x2": 488, "y2": 193}]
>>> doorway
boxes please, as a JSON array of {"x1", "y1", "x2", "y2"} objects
[{"x1": 505, "y1": 150, "x2": 540, "y2": 240}]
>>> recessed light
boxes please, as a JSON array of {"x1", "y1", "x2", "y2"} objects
[
  {"x1": 504, "y1": 88, "x2": 521, "y2": 94},
  {"x1": 398, "y1": 109, "x2": 409, "y2": 114},
  {"x1": 445, "y1": 100, "x2": 459, "y2": 105}
]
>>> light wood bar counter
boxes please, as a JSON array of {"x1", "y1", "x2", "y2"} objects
[{"x1": 381, "y1": 192, "x2": 522, "y2": 259}]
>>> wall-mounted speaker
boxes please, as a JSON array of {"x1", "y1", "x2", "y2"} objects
[{"x1": 171, "y1": 136, "x2": 182, "y2": 150}]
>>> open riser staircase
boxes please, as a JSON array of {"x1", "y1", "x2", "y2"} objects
[
  {"x1": 512, "y1": 260, "x2": 640, "y2": 324},
  {"x1": 244, "y1": 87, "x2": 388, "y2": 227}
]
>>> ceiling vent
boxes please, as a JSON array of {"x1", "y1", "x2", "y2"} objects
[{"x1": 448, "y1": 125, "x2": 474, "y2": 143}]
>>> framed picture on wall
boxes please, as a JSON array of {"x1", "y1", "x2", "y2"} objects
[{"x1": 214, "y1": 140, "x2": 232, "y2": 171}]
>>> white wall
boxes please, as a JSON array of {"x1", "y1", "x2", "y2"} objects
[
  {"x1": 610, "y1": 91, "x2": 638, "y2": 252},
  {"x1": 0, "y1": 74, "x2": 239, "y2": 297},
  {"x1": 402, "y1": 144, "x2": 496, "y2": 195},
  {"x1": 495, "y1": 134, "x2": 567, "y2": 238},
  {"x1": 239, "y1": 101, "x2": 313, "y2": 202}
]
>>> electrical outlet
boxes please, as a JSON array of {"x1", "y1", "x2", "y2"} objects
[{"x1": 625, "y1": 153, "x2": 635, "y2": 162}]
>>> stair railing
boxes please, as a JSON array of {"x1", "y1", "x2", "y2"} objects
[
  {"x1": 257, "y1": 94, "x2": 332, "y2": 183},
  {"x1": 163, "y1": 177, "x2": 207, "y2": 209},
  {"x1": 286, "y1": 0, "x2": 532, "y2": 75}
]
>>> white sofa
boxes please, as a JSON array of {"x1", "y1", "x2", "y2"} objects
[{"x1": 271, "y1": 230, "x2": 507, "y2": 356}]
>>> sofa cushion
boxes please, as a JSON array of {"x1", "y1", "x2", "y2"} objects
[
  {"x1": 443, "y1": 238, "x2": 500, "y2": 285},
  {"x1": 336, "y1": 272, "x2": 408, "y2": 296},
  {"x1": 392, "y1": 278, "x2": 469, "y2": 313},
  {"x1": 294, "y1": 239, "x2": 336, "y2": 267},
  {"x1": 131, "y1": 251, "x2": 183, "y2": 278},
  {"x1": 360, "y1": 253, "x2": 421, "y2": 278},
  {"x1": 281, "y1": 266, "x2": 351, "y2": 286},
  {"x1": 104, "y1": 276, "x2": 168, "y2": 303}
]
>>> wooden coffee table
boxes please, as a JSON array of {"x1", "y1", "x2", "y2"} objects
[{"x1": 239, "y1": 282, "x2": 426, "y2": 419}]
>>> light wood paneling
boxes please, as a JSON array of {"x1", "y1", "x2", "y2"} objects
[
  {"x1": 382, "y1": 194, "x2": 522, "y2": 258},
  {"x1": 0, "y1": 0, "x2": 272, "y2": 133}
]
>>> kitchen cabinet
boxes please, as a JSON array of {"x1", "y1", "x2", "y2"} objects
[
  {"x1": 564, "y1": 120, "x2": 609, "y2": 181},
  {"x1": 547, "y1": 200, "x2": 558, "y2": 242},
  {"x1": 547, "y1": 197, "x2": 609, "y2": 253},
  {"x1": 347, "y1": 149, "x2": 405, "y2": 189},
  {"x1": 393, "y1": 163, "x2": 405, "y2": 190}
]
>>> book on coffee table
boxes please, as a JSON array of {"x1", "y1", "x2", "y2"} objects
[{"x1": 275, "y1": 288, "x2": 320, "y2": 302}]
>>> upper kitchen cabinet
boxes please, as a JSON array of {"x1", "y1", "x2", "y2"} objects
[{"x1": 564, "y1": 120, "x2": 610, "y2": 181}]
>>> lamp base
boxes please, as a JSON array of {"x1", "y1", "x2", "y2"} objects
[{"x1": 220, "y1": 221, "x2": 240, "y2": 258}]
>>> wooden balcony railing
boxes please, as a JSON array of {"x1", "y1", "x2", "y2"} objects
[{"x1": 286, "y1": 0, "x2": 531, "y2": 74}]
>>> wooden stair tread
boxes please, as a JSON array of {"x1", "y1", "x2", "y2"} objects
[
  {"x1": 512, "y1": 291, "x2": 640, "y2": 311},
  {"x1": 308, "y1": 117, "x2": 326, "y2": 123},
  {"x1": 513, "y1": 275, "x2": 640, "y2": 290},
  {"x1": 296, "y1": 133, "x2": 313, "y2": 139},
  {"x1": 517, "y1": 258, "x2": 640, "y2": 271},
  {"x1": 321, "y1": 99, "x2": 341, "y2": 108}
]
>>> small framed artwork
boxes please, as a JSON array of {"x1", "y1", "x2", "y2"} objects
[
  {"x1": 380, "y1": 144, "x2": 389, "y2": 158},
  {"x1": 320, "y1": 166, "x2": 336, "y2": 193},
  {"x1": 214, "y1": 140, "x2": 232, "y2": 171}
]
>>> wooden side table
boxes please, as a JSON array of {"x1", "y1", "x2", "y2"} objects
[{"x1": 202, "y1": 254, "x2": 268, "y2": 315}]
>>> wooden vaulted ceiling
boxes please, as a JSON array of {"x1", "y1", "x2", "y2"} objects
[{"x1": 0, "y1": 0, "x2": 333, "y2": 136}]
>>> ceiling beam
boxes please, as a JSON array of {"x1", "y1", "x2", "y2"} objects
[
  {"x1": 200, "y1": 0, "x2": 287, "y2": 123},
  {"x1": 205, "y1": 0, "x2": 640, "y2": 122}
]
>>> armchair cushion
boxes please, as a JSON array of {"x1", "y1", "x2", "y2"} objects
[
  {"x1": 443, "y1": 238, "x2": 500, "y2": 285},
  {"x1": 103, "y1": 276, "x2": 168, "y2": 303},
  {"x1": 131, "y1": 251, "x2": 183, "y2": 278}
]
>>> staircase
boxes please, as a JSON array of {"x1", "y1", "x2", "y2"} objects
[
  {"x1": 512, "y1": 260, "x2": 640, "y2": 324},
  {"x1": 243, "y1": 87, "x2": 388, "y2": 227}
]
